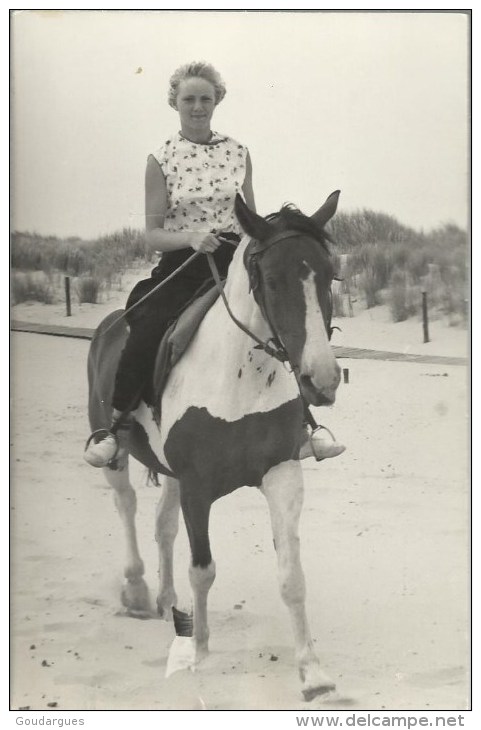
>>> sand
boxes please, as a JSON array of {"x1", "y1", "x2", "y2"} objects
[{"x1": 10, "y1": 275, "x2": 470, "y2": 711}]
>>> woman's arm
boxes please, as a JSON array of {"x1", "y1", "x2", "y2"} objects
[
  {"x1": 144, "y1": 155, "x2": 221, "y2": 254},
  {"x1": 242, "y1": 151, "x2": 256, "y2": 212}
]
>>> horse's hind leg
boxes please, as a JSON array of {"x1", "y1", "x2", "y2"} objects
[
  {"x1": 104, "y1": 457, "x2": 151, "y2": 618},
  {"x1": 155, "y1": 476, "x2": 180, "y2": 619},
  {"x1": 261, "y1": 460, "x2": 335, "y2": 700}
]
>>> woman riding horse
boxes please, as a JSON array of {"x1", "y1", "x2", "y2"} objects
[{"x1": 84, "y1": 61, "x2": 345, "y2": 467}]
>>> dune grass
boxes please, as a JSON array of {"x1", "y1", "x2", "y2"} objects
[
  {"x1": 11, "y1": 228, "x2": 150, "y2": 277},
  {"x1": 11, "y1": 228, "x2": 152, "y2": 307},
  {"x1": 76, "y1": 276, "x2": 102, "y2": 304},
  {"x1": 328, "y1": 212, "x2": 467, "y2": 323},
  {"x1": 11, "y1": 271, "x2": 56, "y2": 305}
]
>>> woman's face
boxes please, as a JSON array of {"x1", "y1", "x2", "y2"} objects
[{"x1": 176, "y1": 77, "x2": 216, "y2": 135}]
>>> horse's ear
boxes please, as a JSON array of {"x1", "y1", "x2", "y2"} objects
[
  {"x1": 311, "y1": 190, "x2": 341, "y2": 228},
  {"x1": 235, "y1": 194, "x2": 271, "y2": 240}
]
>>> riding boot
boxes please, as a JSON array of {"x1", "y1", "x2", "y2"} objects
[
  {"x1": 84, "y1": 412, "x2": 133, "y2": 468},
  {"x1": 299, "y1": 424, "x2": 346, "y2": 461}
]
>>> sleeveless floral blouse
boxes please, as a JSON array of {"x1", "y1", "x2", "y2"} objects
[{"x1": 152, "y1": 131, "x2": 248, "y2": 236}]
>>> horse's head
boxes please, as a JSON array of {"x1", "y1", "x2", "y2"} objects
[{"x1": 235, "y1": 192, "x2": 341, "y2": 407}]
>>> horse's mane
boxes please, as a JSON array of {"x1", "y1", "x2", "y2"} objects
[{"x1": 266, "y1": 204, "x2": 332, "y2": 253}]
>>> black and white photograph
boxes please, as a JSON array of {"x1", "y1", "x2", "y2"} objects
[{"x1": 10, "y1": 9, "x2": 471, "y2": 716}]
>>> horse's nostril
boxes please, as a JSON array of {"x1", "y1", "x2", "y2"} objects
[
  {"x1": 300, "y1": 374, "x2": 313, "y2": 392},
  {"x1": 334, "y1": 365, "x2": 341, "y2": 386}
]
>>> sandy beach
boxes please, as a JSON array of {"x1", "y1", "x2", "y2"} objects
[{"x1": 10, "y1": 278, "x2": 470, "y2": 711}]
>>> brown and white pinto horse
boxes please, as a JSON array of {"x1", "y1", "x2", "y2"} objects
[{"x1": 87, "y1": 191, "x2": 342, "y2": 700}]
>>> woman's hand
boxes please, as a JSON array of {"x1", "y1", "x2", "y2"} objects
[{"x1": 189, "y1": 233, "x2": 223, "y2": 254}]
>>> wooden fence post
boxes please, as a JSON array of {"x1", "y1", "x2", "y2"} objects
[
  {"x1": 65, "y1": 276, "x2": 72, "y2": 317},
  {"x1": 422, "y1": 291, "x2": 429, "y2": 343}
]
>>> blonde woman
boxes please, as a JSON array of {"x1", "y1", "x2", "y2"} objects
[{"x1": 85, "y1": 61, "x2": 344, "y2": 467}]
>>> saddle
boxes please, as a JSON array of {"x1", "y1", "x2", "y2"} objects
[{"x1": 146, "y1": 283, "x2": 221, "y2": 421}]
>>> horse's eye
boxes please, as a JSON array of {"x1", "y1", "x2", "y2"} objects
[{"x1": 265, "y1": 278, "x2": 277, "y2": 292}]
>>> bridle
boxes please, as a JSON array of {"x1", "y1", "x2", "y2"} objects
[{"x1": 207, "y1": 227, "x2": 335, "y2": 366}]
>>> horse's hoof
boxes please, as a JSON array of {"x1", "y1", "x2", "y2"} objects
[
  {"x1": 165, "y1": 636, "x2": 196, "y2": 678},
  {"x1": 157, "y1": 602, "x2": 174, "y2": 621},
  {"x1": 302, "y1": 682, "x2": 336, "y2": 702},
  {"x1": 300, "y1": 665, "x2": 336, "y2": 701},
  {"x1": 121, "y1": 578, "x2": 151, "y2": 615},
  {"x1": 156, "y1": 593, "x2": 178, "y2": 621},
  {"x1": 126, "y1": 608, "x2": 152, "y2": 620},
  {"x1": 195, "y1": 645, "x2": 209, "y2": 665}
]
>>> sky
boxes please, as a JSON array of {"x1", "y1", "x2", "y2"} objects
[{"x1": 11, "y1": 9, "x2": 470, "y2": 239}]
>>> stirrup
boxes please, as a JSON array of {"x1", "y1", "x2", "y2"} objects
[
  {"x1": 299, "y1": 424, "x2": 345, "y2": 462},
  {"x1": 84, "y1": 429, "x2": 119, "y2": 468},
  {"x1": 310, "y1": 425, "x2": 346, "y2": 461}
]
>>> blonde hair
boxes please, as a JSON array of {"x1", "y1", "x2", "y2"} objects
[{"x1": 168, "y1": 61, "x2": 226, "y2": 109}]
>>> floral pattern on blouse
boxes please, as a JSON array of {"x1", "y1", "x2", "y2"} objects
[{"x1": 152, "y1": 131, "x2": 248, "y2": 235}]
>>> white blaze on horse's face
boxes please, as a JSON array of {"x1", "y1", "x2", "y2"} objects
[
  {"x1": 300, "y1": 266, "x2": 341, "y2": 405},
  {"x1": 259, "y1": 239, "x2": 341, "y2": 407}
]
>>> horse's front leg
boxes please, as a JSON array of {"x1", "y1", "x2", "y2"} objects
[
  {"x1": 261, "y1": 460, "x2": 335, "y2": 700},
  {"x1": 180, "y1": 483, "x2": 216, "y2": 663},
  {"x1": 104, "y1": 457, "x2": 151, "y2": 617},
  {"x1": 155, "y1": 476, "x2": 180, "y2": 619}
]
